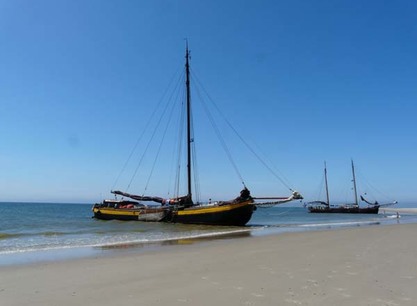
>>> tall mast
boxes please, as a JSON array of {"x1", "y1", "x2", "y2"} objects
[
  {"x1": 351, "y1": 159, "x2": 358, "y2": 206},
  {"x1": 185, "y1": 43, "x2": 192, "y2": 201},
  {"x1": 324, "y1": 161, "x2": 330, "y2": 206}
]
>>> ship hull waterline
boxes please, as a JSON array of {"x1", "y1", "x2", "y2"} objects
[
  {"x1": 308, "y1": 206, "x2": 379, "y2": 214},
  {"x1": 93, "y1": 200, "x2": 255, "y2": 226}
]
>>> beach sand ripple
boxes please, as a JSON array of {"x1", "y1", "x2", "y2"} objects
[{"x1": 1, "y1": 224, "x2": 416, "y2": 305}]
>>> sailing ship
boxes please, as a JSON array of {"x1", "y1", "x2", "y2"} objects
[
  {"x1": 307, "y1": 161, "x2": 396, "y2": 214},
  {"x1": 93, "y1": 44, "x2": 302, "y2": 225}
]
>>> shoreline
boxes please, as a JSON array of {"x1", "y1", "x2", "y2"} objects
[
  {"x1": 1, "y1": 212, "x2": 414, "y2": 267},
  {"x1": 1, "y1": 223, "x2": 416, "y2": 305},
  {"x1": 0, "y1": 229, "x2": 256, "y2": 267},
  {"x1": 0, "y1": 215, "x2": 407, "y2": 267},
  {"x1": 380, "y1": 207, "x2": 417, "y2": 214}
]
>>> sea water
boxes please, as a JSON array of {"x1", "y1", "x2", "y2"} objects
[{"x1": 1, "y1": 202, "x2": 416, "y2": 266}]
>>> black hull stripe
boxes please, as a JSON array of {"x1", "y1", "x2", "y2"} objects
[
  {"x1": 173, "y1": 204, "x2": 254, "y2": 226},
  {"x1": 93, "y1": 203, "x2": 254, "y2": 225}
]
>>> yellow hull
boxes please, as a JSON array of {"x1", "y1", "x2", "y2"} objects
[{"x1": 92, "y1": 200, "x2": 255, "y2": 226}]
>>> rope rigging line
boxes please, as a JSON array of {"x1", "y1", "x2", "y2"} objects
[
  {"x1": 191, "y1": 69, "x2": 293, "y2": 191},
  {"x1": 355, "y1": 165, "x2": 396, "y2": 203},
  {"x1": 314, "y1": 171, "x2": 326, "y2": 201},
  {"x1": 185, "y1": 75, "x2": 202, "y2": 203},
  {"x1": 249, "y1": 140, "x2": 295, "y2": 190},
  {"x1": 125, "y1": 68, "x2": 184, "y2": 193},
  {"x1": 192, "y1": 145, "x2": 201, "y2": 203},
  {"x1": 172, "y1": 73, "x2": 200, "y2": 200},
  {"x1": 167, "y1": 83, "x2": 184, "y2": 197},
  {"x1": 173, "y1": 76, "x2": 186, "y2": 199},
  {"x1": 143, "y1": 86, "x2": 180, "y2": 195},
  {"x1": 171, "y1": 72, "x2": 201, "y2": 201},
  {"x1": 112, "y1": 63, "x2": 183, "y2": 191},
  {"x1": 193, "y1": 82, "x2": 246, "y2": 188},
  {"x1": 190, "y1": 108, "x2": 202, "y2": 203}
]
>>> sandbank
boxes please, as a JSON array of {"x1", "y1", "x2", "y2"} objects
[
  {"x1": 1, "y1": 224, "x2": 416, "y2": 306},
  {"x1": 381, "y1": 207, "x2": 417, "y2": 215}
]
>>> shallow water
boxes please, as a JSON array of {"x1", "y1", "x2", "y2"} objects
[{"x1": 1, "y1": 202, "x2": 416, "y2": 266}]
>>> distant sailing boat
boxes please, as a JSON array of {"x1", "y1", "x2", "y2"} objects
[
  {"x1": 93, "y1": 44, "x2": 302, "y2": 225},
  {"x1": 307, "y1": 160, "x2": 396, "y2": 214}
]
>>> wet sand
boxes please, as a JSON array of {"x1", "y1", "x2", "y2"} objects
[
  {"x1": 381, "y1": 207, "x2": 417, "y2": 215},
  {"x1": 1, "y1": 223, "x2": 416, "y2": 306}
]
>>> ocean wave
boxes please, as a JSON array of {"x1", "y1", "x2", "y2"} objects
[
  {"x1": 255, "y1": 220, "x2": 383, "y2": 230},
  {"x1": 0, "y1": 233, "x2": 22, "y2": 240},
  {"x1": 41, "y1": 231, "x2": 67, "y2": 237},
  {"x1": 0, "y1": 227, "x2": 254, "y2": 256},
  {"x1": 297, "y1": 220, "x2": 381, "y2": 228},
  {"x1": 0, "y1": 231, "x2": 68, "y2": 240},
  {"x1": 95, "y1": 228, "x2": 254, "y2": 249}
]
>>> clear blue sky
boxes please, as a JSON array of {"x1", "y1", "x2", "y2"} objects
[{"x1": 1, "y1": 0, "x2": 416, "y2": 203}]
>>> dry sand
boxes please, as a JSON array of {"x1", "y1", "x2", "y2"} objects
[{"x1": 1, "y1": 224, "x2": 416, "y2": 306}]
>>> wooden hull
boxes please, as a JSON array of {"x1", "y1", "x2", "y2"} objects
[
  {"x1": 92, "y1": 201, "x2": 255, "y2": 226},
  {"x1": 172, "y1": 201, "x2": 255, "y2": 226},
  {"x1": 308, "y1": 205, "x2": 379, "y2": 214},
  {"x1": 92, "y1": 207, "x2": 167, "y2": 221}
]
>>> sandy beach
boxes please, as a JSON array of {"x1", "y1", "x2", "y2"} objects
[{"x1": 1, "y1": 224, "x2": 416, "y2": 306}]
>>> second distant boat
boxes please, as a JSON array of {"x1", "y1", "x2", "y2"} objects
[{"x1": 307, "y1": 160, "x2": 396, "y2": 214}]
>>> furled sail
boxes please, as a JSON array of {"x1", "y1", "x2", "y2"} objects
[{"x1": 111, "y1": 190, "x2": 191, "y2": 206}]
